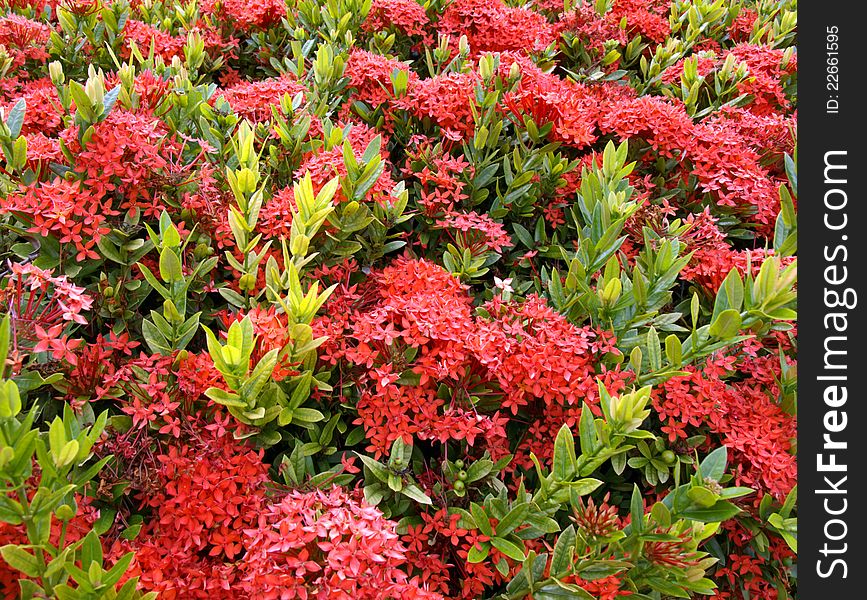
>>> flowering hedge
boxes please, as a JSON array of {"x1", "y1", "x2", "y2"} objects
[{"x1": 0, "y1": 0, "x2": 797, "y2": 598}]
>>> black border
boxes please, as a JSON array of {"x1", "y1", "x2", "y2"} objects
[{"x1": 799, "y1": 3, "x2": 864, "y2": 596}]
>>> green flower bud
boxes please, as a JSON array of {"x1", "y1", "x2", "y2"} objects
[
  {"x1": 55, "y1": 503, "x2": 76, "y2": 521},
  {"x1": 194, "y1": 243, "x2": 210, "y2": 261},
  {"x1": 236, "y1": 167, "x2": 259, "y2": 196},
  {"x1": 239, "y1": 273, "x2": 257, "y2": 292}
]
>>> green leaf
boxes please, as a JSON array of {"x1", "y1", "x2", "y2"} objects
[
  {"x1": 552, "y1": 424, "x2": 576, "y2": 481},
  {"x1": 0, "y1": 545, "x2": 41, "y2": 577},
  {"x1": 48, "y1": 417, "x2": 66, "y2": 464},
  {"x1": 449, "y1": 508, "x2": 477, "y2": 530},
  {"x1": 709, "y1": 308, "x2": 742, "y2": 339},
  {"x1": 724, "y1": 270, "x2": 745, "y2": 312},
  {"x1": 535, "y1": 582, "x2": 594, "y2": 600},
  {"x1": 401, "y1": 483, "x2": 432, "y2": 505},
  {"x1": 286, "y1": 372, "x2": 313, "y2": 410},
  {"x1": 471, "y1": 502, "x2": 492, "y2": 536},
  {"x1": 768, "y1": 514, "x2": 797, "y2": 552},
  {"x1": 467, "y1": 542, "x2": 490, "y2": 563},
  {"x1": 361, "y1": 134, "x2": 382, "y2": 164},
  {"x1": 630, "y1": 484, "x2": 644, "y2": 534},
  {"x1": 699, "y1": 447, "x2": 727, "y2": 481},
  {"x1": 645, "y1": 326, "x2": 661, "y2": 371},
  {"x1": 357, "y1": 454, "x2": 390, "y2": 484},
  {"x1": 291, "y1": 407, "x2": 325, "y2": 424},
  {"x1": 53, "y1": 585, "x2": 80, "y2": 600},
  {"x1": 522, "y1": 513, "x2": 561, "y2": 535},
  {"x1": 680, "y1": 500, "x2": 742, "y2": 522},
  {"x1": 491, "y1": 537, "x2": 526, "y2": 561},
  {"x1": 103, "y1": 552, "x2": 134, "y2": 587},
  {"x1": 345, "y1": 426, "x2": 366, "y2": 446},
  {"x1": 570, "y1": 478, "x2": 603, "y2": 496},
  {"x1": 5, "y1": 98, "x2": 26, "y2": 138},
  {"x1": 496, "y1": 502, "x2": 530, "y2": 536},
  {"x1": 239, "y1": 349, "x2": 280, "y2": 403},
  {"x1": 102, "y1": 85, "x2": 121, "y2": 117},
  {"x1": 664, "y1": 334, "x2": 682, "y2": 367},
  {"x1": 687, "y1": 486, "x2": 718, "y2": 508},
  {"x1": 158, "y1": 248, "x2": 183, "y2": 282},
  {"x1": 550, "y1": 525, "x2": 576, "y2": 577},
  {"x1": 464, "y1": 459, "x2": 494, "y2": 483},
  {"x1": 575, "y1": 559, "x2": 632, "y2": 580},
  {"x1": 513, "y1": 223, "x2": 534, "y2": 248},
  {"x1": 0, "y1": 315, "x2": 9, "y2": 368},
  {"x1": 650, "y1": 502, "x2": 671, "y2": 528},
  {"x1": 204, "y1": 387, "x2": 244, "y2": 407},
  {"x1": 137, "y1": 263, "x2": 169, "y2": 299},
  {"x1": 577, "y1": 402, "x2": 598, "y2": 455},
  {"x1": 646, "y1": 577, "x2": 690, "y2": 598},
  {"x1": 80, "y1": 530, "x2": 103, "y2": 568},
  {"x1": 116, "y1": 578, "x2": 145, "y2": 600}
]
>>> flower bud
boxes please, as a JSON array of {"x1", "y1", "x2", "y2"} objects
[
  {"x1": 509, "y1": 62, "x2": 521, "y2": 82},
  {"x1": 85, "y1": 75, "x2": 104, "y2": 108},
  {"x1": 236, "y1": 167, "x2": 259, "y2": 196},
  {"x1": 0, "y1": 446, "x2": 14, "y2": 468},
  {"x1": 239, "y1": 273, "x2": 257, "y2": 292},
  {"x1": 194, "y1": 243, "x2": 211, "y2": 261},
  {"x1": 290, "y1": 232, "x2": 310, "y2": 258},
  {"x1": 56, "y1": 503, "x2": 77, "y2": 521},
  {"x1": 458, "y1": 35, "x2": 469, "y2": 56},
  {"x1": 118, "y1": 63, "x2": 136, "y2": 90},
  {"x1": 172, "y1": 349, "x2": 189, "y2": 369},
  {"x1": 0, "y1": 381, "x2": 22, "y2": 418},
  {"x1": 49, "y1": 61, "x2": 65, "y2": 86},
  {"x1": 479, "y1": 56, "x2": 493, "y2": 81},
  {"x1": 600, "y1": 278, "x2": 622, "y2": 306}
]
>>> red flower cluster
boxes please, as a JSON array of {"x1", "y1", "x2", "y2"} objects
[
  {"x1": 0, "y1": 14, "x2": 50, "y2": 70},
  {"x1": 473, "y1": 294, "x2": 601, "y2": 412},
  {"x1": 433, "y1": 210, "x2": 512, "y2": 254},
  {"x1": 0, "y1": 263, "x2": 92, "y2": 367},
  {"x1": 123, "y1": 425, "x2": 271, "y2": 597},
  {"x1": 396, "y1": 71, "x2": 482, "y2": 140},
  {"x1": 362, "y1": 0, "x2": 431, "y2": 43},
  {"x1": 654, "y1": 350, "x2": 796, "y2": 500},
  {"x1": 122, "y1": 20, "x2": 185, "y2": 62},
  {"x1": 437, "y1": 0, "x2": 556, "y2": 54},
  {"x1": 241, "y1": 486, "x2": 441, "y2": 599},
  {"x1": 200, "y1": 0, "x2": 286, "y2": 32},
  {"x1": 216, "y1": 76, "x2": 308, "y2": 124}
]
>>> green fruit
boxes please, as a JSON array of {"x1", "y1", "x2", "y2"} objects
[
  {"x1": 457, "y1": 470, "x2": 468, "y2": 481},
  {"x1": 661, "y1": 450, "x2": 677, "y2": 465},
  {"x1": 453, "y1": 480, "x2": 465, "y2": 492},
  {"x1": 454, "y1": 459, "x2": 464, "y2": 469}
]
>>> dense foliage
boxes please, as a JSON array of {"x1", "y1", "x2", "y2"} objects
[{"x1": 0, "y1": 0, "x2": 797, "y2": 598}]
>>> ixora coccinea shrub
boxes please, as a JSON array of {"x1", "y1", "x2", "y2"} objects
[{"x1": 0, "y1": 0, "x2": 796, "y2": 598}]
